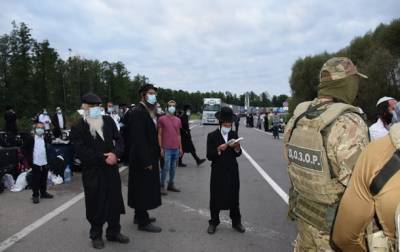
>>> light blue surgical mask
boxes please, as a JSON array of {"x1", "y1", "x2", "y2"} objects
[
  {"x1": 89, "y1": 107, "x2": 102, "y2": 119},
  {"x1": 221, "y1": 126, "x2": 231, "y2": 135},
  {"x1": 35, "y1": 128, "x2": 45, "y2": 136},
  {"x1": 107, "y1": 107, "x2": 113, "y2": 113},
  {"x1": 146, "y1": 94, "x2": 157, "y2": 105},
  {"x1": 168, "y1": 106, "x2": 176, "y2": 114}
]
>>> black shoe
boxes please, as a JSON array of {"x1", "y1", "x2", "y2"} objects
[
  {"x1": 106, "y1": 233, "x2": 130, "y2": 244},
  {"x1": 178, "y1": 163, "x2": 187, "y2": 167},
  {"x1": 207, "y1": 224, "x2": 217, "y2": 234},
  {"x1": 138, "y1": 223, "x2": 162, "y2": 233},
  {"x1": 40, "y1": 192, "x2": 54, "y2": 199},
  {"x1": 196, "y1": 159, "x2": 206, "y2": 166},
  {"x1": 232, "y1": 223, "x2": 246, "y2": 233},
  {"x1": 32, "y1": 196, "x2": 40, "y2": 204},
  {"x1": 134, "y1": 217, "x2": 156, "y2": 225},
  {"x1": 167, "y1": 184, "x2": 181, "y2": 192},
  {"x1": 92, "y1": 238, "x2": 105, "y2": 249}
]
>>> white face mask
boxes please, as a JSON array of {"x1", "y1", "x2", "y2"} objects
[
  {"x1": 221, "y1": 126, "x2": 231, "y2": 135},
  {"x1": 168, "y1": 106, "x2": 176, "y2": 114}
]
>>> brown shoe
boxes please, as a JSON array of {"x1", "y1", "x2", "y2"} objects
[
  {"x1": 160, "y1": 187, "x2": 168, "y2": 195},
  {"x1": 167, "y1": 183, "x2": 181, "y2": 192}
]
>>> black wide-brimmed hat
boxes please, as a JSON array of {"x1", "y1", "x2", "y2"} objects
[
  {"x1": 81, "y1": 93, "x2": 102, "y2": 104},
  {"x1": 215, "y1": 107, "x2": 234, "y2": 123}
]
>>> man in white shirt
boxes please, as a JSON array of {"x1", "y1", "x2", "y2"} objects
[
  {"x1": 38, "y1": 109, "x2": 52, "y2": 131},
  {"x1": 370, "y1": 96, "x2": 397, "y2": 141},
  {"x1": 23, "y1": 122, "x2": 53, "y2": 204}
]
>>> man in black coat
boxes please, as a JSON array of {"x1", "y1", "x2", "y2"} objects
[
  {"x1": 127, "y1": 84, "x2": 162, "y2": 233},
  {"x1": 206, "y1": 107, "x2": 246, "y2": 234},
  {"x1": 52, "y1": 107, "x2": 66, "y2": 138},
  {"x1": 4, "y1": 105, "x2": 17, "y2": 134},
  {"x1": 71, "y1": 93, "x2": 129, "y2": 249},
  {"x1": 23, "y1": 122, "x2": 53, "y2": 204},
  {"x1": 178, "y1": 104, "x2": 205, "y2": 167}
]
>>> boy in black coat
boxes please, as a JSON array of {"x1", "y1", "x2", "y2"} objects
[{"x1": 206, "y1": 107, "x2": 245, "y2": 234}]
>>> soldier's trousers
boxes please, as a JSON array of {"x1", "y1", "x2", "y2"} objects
[{"x1": 294, "y1": 219, "x2": 334, "y2": 252}]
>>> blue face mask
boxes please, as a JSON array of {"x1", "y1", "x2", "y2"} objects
[
  {"x1": 168, "y1": 106, "x2": 176, "y2": 114},
  {"x1": 107, "y1": 107, "x2": 113, "y2": 113},
  {"x1": 89, "y1": 107, "x2": 102, "y2": 119},
  {"x1": 221, "y1": 126, "x2": 231, "y2": 135},
  {"x1": 35, "y1": 128, "x2": 45, "y2": 136},
  {"x1": 146, "y1": 94, "x2": 157, "y2": 105}
]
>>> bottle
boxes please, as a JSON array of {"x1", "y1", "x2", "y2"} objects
[{"x1": 64, "y1": 165, "x2": 72, "y2": 184}]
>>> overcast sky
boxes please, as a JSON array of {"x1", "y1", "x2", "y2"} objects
[{"x1": 0, "y1": 0, "x2": 399, "y2": 96}]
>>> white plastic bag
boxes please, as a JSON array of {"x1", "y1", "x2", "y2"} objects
[
  {"x1": 1, "y1": 174, "x2": 15, "y2": 190},
  {"x1": 11, "y1": 172, "x2": 28, "y2": 192},
  {"x1": 48, "y1": 171, "x2": 63, "y2": 185}
]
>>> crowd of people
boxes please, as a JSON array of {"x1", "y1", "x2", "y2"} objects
[
  {"x1": 13, "y1": 83, "x2": 241, "y2": 249},
  {"x1": 3, "y1": 57, "x2": 400, "y2": 251},
  {"x1": 284, "y1": 56, "x2": 400, "y2": 252}
]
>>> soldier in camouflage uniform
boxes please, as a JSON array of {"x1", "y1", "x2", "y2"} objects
[{"x1": 283, "y1": 57, "x2": 370, "y2": 251}]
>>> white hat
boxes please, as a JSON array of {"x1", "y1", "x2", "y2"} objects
[{"x1": 377, "y1": 96, "x2": 395, "y2": 106}]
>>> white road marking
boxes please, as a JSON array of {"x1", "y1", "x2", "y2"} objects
[
  {"x1": 0, "y1": 166, "x2": 128, "y2": 252},
  {"x1": 164, "y1": 199, "x2": 257, "y2": 232},
  {"x1": 163, "y1": 199, "x2": 287, "y2": 240},
  {"x1": 189, "y1": 125, "x2": 198, "y2": 130},
  {"x1": 241, "y1": 149, "x2": 289, "y2": 205}
]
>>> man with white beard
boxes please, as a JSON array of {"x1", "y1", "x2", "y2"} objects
[{"x1": 71, "y1": 93, "x2": 129, "y2": 250}]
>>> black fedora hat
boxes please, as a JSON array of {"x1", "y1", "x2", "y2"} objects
[
  {"x1": 81, "y1": 92, "x2": 102, "y2": 105},
  {"x1": 215, "y1": 107, "x2": 234, "y2": 123}
]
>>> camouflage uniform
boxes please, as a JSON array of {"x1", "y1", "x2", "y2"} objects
[{"x1": 284, "y1": 57, "x2": 370, "y2": 251}]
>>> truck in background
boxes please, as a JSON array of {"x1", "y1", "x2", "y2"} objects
[{"x1": 202, "y1": 98, "x2": 222, "y2": 125}]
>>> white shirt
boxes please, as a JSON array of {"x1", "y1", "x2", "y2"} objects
[
  {"x1": 33, "y1": 135, "x2": 47, "y2": 166},
  {"x1": 111, "y1": 114, "x2": 120, "y2": 131},
  {"x1": 39, "y1": 114, "x2": 52, "y2": 130},
  {"x1": 221, "y1": 130, "x2": 228, "y2": 143},
  {"x1": 57, "y1": 113, "x2": 64, "y2": 129},
  {"x1": 369, "y1": 118, "x2": 389, "y2": 141}
]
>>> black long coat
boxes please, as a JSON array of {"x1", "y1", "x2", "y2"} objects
[
  {"x1": 206, "y1": 129, "x2": 242, "y2": 210},
  {"x1": 52, "y1": 113, "x2": 66, "y2": 138},
  {"x1": 4, "y1": 110, "x2": 17, "y2": 133},
  {"x1": 180, "y1": 114, "x2": 195, "y2": 153},
  {"x1": 71, "y1": 116, "x2": 125, "y2": 223},
  {"x1": 127, "y1": 103, "x2": 161, "y2": 210}
]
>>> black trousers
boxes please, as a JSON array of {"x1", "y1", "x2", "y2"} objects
[
  {"x1": 89, "y1": 213, "x2": 121, "y2": 240},
  {"x1": 31, "y1": 164, "x2": 49, "y2": 197},
  {"x1": 179, "y1": 151, "x2": 201, "y2": 164},
  {"x1": 209, "y1": 205, "x2": 241, "y2": 226},
  {"x1": 135, "y1": 209, "x2": 150, "y2": 227}
]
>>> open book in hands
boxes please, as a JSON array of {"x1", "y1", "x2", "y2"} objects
[{"x1": 227, "y1": 137, "x2": 244, "y2": 147}]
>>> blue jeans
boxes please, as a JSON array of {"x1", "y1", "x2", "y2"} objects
[{"x1": 161, "y1": 148, "x2": 179, "y2": 187}]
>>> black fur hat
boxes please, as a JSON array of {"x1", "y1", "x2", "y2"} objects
[{"x1": 215, "y1": 107, "x2": 234, "y2": 123}]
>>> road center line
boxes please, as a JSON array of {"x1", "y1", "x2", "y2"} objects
[
  {"x1": 0, "y1": 166, "x2": 128, "y2": 252},
  {"x1": 241, "y1": 148, "x2": 289, "y2": 205}
]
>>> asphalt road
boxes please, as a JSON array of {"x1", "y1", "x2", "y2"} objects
[{"x1": 0, "y1": 121, "x2": 296, "y2": 252}]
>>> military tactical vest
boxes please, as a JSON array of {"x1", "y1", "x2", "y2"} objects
[{"x1": 287, "y1": 101, "x2": 361, "y2": 232}]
